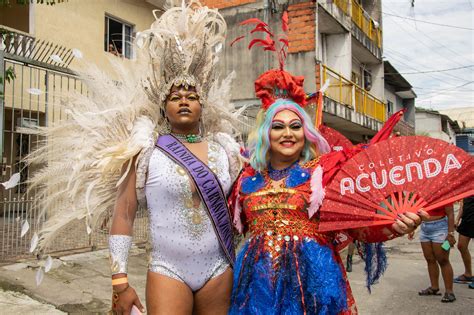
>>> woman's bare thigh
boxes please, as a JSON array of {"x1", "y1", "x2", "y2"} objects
[
  {"x1": 193, "y1": 268, "x2": 233, "y2": 315},
  {"x1": 146, "y1": 271, "x2": 193, "y2": 315}
]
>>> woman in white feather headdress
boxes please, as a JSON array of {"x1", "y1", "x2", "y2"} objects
[{"x1": 26, "y1": 1, "x2": 242, "y2": 314}]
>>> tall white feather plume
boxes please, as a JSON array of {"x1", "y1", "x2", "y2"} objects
[{"x1": 25, "y1": 55, "x2": 157, "y2": 255}]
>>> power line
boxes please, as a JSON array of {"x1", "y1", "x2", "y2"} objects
[
  {"x1": 385, "y1": 6, "x2": 474, "y2": 66},
  {"x1": 383, "y1": 6, "x2": 471, "y2": 82},
  {"x1": 412, "y1": 85, "x2": 473, "y2": 92},
  {"x1": 383, "y1": 12, "x2": 474, "y2": 30},
  {"x1": 388, "y1": 65, "x2": 474, "y2": 75},
  {"x1": 384, "y1": 51, "x2": 474, "y2": 101},
  {"x1": 417, "y1": 81, "x2": 474, "y2": 100},
  {"x1": 411, "y1": 25, "x2": 473, "y2": 66},
  {"x1": 384, "y1": 50, "x2": 466, "y2": 86}
]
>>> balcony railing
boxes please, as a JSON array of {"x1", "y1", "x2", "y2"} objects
[
  {"x1": 351, "y1": 0, "x2": 382, "y2": 48},
  {"x1": 322, "y1": 64, "x2": 386, "y2": 122},
  {"x1": 0, "y1": 25, "x2": 74, "y2": 68},
  {"x1": 333, "y1": 0, "x2": 349, "y2": 15}
]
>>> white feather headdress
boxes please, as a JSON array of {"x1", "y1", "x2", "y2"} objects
[
  {"x1": 139, "y1": 0, "x2": 238, "y2": 134},
  {"x1": 25, "y1": 0, "x2": 242, "y2": 255}
]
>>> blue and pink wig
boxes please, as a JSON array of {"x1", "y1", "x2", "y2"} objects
[{"x1": 248, "y1": 99, "x2": 330, "y2": 171}]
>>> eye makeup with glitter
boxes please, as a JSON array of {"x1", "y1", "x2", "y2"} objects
[
  {"x1": 271, "y1": 119, "x2": 302, "y2": 130},
  {"x1": 168, "y1": 92, "x2": 200, "y2": 102},
  {"x1": 271, "y1": 121, "x2": 285, "y2": 130},
  {"x1": 289, "y1": 120, "x2": 302, "y2": 130}
]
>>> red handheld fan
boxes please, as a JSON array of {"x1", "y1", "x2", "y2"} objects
[
  {"x1": 318, "y1": 136, "x2": 474, "y2": 232},
  {"x1": 319, "y1": 125, "x2": 353, "y2": 152}
]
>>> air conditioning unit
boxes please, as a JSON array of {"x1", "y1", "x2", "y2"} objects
[
  {"x1": 16, "y1": 117, "x2": 40, "y2": 134},
  {"x1": 17, "y1": 117, "x2": 39, "y2": 128}
]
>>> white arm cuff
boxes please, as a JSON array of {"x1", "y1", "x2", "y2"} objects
[{"x1": 108, "y1": 234, "x2": 132, "y2": 275}]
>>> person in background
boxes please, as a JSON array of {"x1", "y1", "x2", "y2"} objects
[
  {"x1": 454, "y1": 196, "x2": 474, "y2": 288},
  {"x1": 417, "y1": 205, "x2": 457, "y2": 302}
]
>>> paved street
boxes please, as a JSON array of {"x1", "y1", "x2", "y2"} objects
[{"x1": 0, "y1": 233, "x2": 472, "y2": 314}]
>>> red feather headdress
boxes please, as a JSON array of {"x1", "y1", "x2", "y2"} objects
[{"x1": 232, "y1": 12, "x2": 307, "y2": 109}]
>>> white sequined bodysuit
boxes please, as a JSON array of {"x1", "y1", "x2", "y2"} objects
[{"x1": 145, "y1": 141, "x2": 232, "y2": 291}]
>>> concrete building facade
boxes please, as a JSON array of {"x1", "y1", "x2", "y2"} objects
[
  {"x1": 383, "y1": 61, "x2": 416, "y2": 136},
  {"x1": 202, "y1": 0, "x2": 403, "y2": 143}
]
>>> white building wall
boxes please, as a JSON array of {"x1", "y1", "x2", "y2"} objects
[
  {"x1": 369, "y1": 63, "x2": 384, "y2": 100},
  {"x1": 325, "y1": 33, "x2": 351, "y2": 78},
  {"x1": 384, "y1": 85, "x2": 404, "y2": 112},
  {"x1": 415, "y1": 112, "x2": 453, "y2": 143}
]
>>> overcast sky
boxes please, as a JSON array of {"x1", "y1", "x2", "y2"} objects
[{"x1": 382, "y1": 0, "x2": 473, "y2": 110}]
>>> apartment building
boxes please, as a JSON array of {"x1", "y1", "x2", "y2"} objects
[
  {"x1": 384, "y1": 60, "x2": 416, "y2": 135},
  {"x1": 202, "y1": 0, "x2": 415, "y2": 143}
]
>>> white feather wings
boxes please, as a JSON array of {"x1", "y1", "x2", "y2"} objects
[{"x1": 26, "y1": 57, "x2": 158, "y2": 254}]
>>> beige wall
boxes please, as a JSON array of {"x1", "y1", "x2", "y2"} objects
[{"x1": 32, "y1": 0, "x2": 158, "y2": 74}]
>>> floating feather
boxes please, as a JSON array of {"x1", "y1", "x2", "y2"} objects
[
  {"x1": 44, "y1": 256, "x2": 53, "y2": 273},
  {"x1": 27, "y1": 88, "x2": 43, "y2": 95},
  {"x1": 72, "y1": 48, "x2": 83, "y2": 59},
  {"x1": 36, "y1": 267, "x2": 44, "y2": 286},
  {"x1": 21, "y1": 220, "x2": 30, "y2": 237},
  {"x1": 1, "y1": 173, "x2": 20, "y2": 189},
  {"x1": 30, "y1": 233, "x2": 39, "y2": 253},
  {"x1": 50, "y1": 54, "x2": 63, "y2": 63}
]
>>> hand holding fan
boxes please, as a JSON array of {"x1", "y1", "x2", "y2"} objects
[{"x1": 318, "y1": 136, "x2": 474, "y2": 232}]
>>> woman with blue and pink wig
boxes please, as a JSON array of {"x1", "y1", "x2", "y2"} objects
[
  {"x1": 228, "y1": 68, "x2": 424, "y2": 314},
  {"x1": 248, "y1": 98, "x2": 331, "y2": 172}
]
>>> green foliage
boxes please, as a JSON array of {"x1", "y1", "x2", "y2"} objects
[
  {"x1": 0, "y1": 67, "x2": 16, "y2": 99},
  {"x1": 0, "y1": 0, "x2": 67, "y2": 6},
  {"x1": 5, "y1": 66, "x2": 16, "y2": 83}
]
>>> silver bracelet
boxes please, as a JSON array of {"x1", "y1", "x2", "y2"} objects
[{"x1": 109, "y1": 234, "x2": 132, "y2": 275}]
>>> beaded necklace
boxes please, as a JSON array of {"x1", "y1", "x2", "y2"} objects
[
  {"x1": 268, "y1": 161, "x2": 299, "y2": 181},
  {"x1": 172, "y1": 133, "x2": 203, "y2": 143}
]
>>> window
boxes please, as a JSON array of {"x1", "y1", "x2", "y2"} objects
[
  {"x1": 104, "y1": 15, "x2": 134, "y2": 59},
  {"x1": 387, "y1": 100, "x2": 393, "y2": 116},
  {"x1": 363, "y1": 69, "x2": 372, "y2": 91}
]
